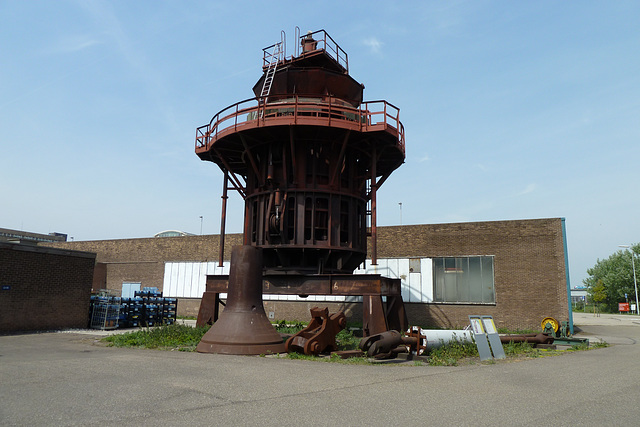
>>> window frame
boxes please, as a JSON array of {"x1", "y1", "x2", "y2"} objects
[{"x1": 432, "y1": 255, "x2": 496, "y2": 304}]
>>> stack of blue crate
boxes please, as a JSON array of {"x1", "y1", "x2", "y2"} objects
[
  {"x1": 118, "y1": 297, "x2": 142, "y2": 328},
  {"x1": 161, "y1": 297, "x2": 177, "y2": 325}
]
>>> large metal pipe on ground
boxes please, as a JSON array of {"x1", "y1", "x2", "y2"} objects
[
  {"x1": 419, "y1": 329, "x2": 474, "y2": 351},
  {"x1": 359, "y1": 328, "x2": 474, "y2": 358}
]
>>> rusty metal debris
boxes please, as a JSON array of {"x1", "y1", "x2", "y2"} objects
[
  {"x1": 285, "y1": 307, "x2": 346, "y2": 355},
  {"x1": 198, "y1": 274, "x2": 407, "y2": 337},
  {"x1": 358, "y1": 328, "x2": 426, "y2": 359},
  {"x1": 499, "y1": 333, "x2": 555, "y2": 345}
]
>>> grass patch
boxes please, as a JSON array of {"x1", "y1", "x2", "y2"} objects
[
  {"x1": 102, "y1": 324, "x2": 210, "y2": 351},
  {"x1": 273, "y1": 320, "x2": 307, "y2": 335},
  {"x1": 588, "y1": 341, "x2": 609, "y2": 349},
  {"x1": 427, "y1": 339, "x2": 479, "y2": 366},
  {"x1": 427, "y1": 337, "x2": 609, "y2": 366},
  {"x1": 282, "y1": 351, "x2": 371, "y2": 365},
  {"x1": 100, "y1": 322, "x2": 608, "y2": 366}
]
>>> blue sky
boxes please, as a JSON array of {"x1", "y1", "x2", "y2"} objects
[{"x1": 1, "y1": 1, "x2": 638, "y2": 288}]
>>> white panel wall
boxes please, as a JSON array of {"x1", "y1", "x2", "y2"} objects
[
  {"x1": 162, "y1": 258, "x2": 433, "y2": 302},
  {"x1": 354, "y1": 258, "x2": 433, "y2": 303},
  {"x1": 163, "y1": 261, "x2": 230, "y2": 298},
  {"x1": 420, "y1": 258, "x2": 434, "y2": 302}
]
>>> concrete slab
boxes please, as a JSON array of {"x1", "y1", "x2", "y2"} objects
[{"x1": 2, "y1": 320, "x2": 640, "y2": 426}]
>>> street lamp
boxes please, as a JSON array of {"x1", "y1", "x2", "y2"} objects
[
  {"x1": 619, "y1": 245, "x2": 639, "y2": 315},
  {"x1": 199, "y1": 216, "x2": 203, "y2": 235}
]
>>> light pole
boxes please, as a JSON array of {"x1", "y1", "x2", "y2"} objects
[
  {"x1": 399, "y1": 202, "x2": 402, "y2": 225},
  {"x1": 199, "y1": 216, "x2": 203, "y2": 235},
  {"x1": 619, "y1": 245, "x2": 639, "y2": 315}
]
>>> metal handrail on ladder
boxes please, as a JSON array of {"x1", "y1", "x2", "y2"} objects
[{"x1": 260, "y1": 42, "x2": 282, "y2": 100}]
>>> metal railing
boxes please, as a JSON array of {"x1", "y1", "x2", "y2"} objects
[
  {"x1": 196, "y1": 95, "x2": 404, "y2": 154},
  {"x1": 263, "y1": 29, "x2": 348, "y2": 72}
]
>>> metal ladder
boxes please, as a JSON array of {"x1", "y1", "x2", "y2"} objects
[{"x1": 260, "y1": 42, "x2": 282, "y2": 100}]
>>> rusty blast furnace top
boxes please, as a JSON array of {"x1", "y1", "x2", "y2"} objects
[{"x1": 196, "y1": 30, "x2": 405, "y2": 274}]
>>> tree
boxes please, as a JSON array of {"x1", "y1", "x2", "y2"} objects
[
  {"x1": 583, "y1": 243, "x2": 639, "y2": 312},
  {"x1": 591, "y1": 279, "x2": 606, "y2": 315}
]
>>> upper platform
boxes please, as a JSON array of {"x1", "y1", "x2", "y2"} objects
[
  {"x1": 195, "y1": 95, "x2": 405, "y2": 176},
  {"x1": 195, "y1": 29, "x2": 405, "y2": 178}
]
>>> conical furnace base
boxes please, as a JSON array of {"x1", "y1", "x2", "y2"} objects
[{"x1": 196, "y1": 245, "x2": 285, "y2": 355}]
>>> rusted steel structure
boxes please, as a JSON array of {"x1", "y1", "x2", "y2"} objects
[
  {"x1": 285, "y1": 307, "x2": 346, "y2": 355},
  {"x1": 195, "y1": 29, "x2": 405, "y2": 354},
  {"x1": 196, "y1": 246, "x2": 286, "y2": 355},
  {"x1": 196, "y1": 273, "x2": 407, "y2": 337},
  {"x1": 195, "y1": 29, "x2": 405, "y2": 272}
]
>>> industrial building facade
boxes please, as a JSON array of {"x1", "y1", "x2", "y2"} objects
[
  {"x1": 0, "y1": 242, "x2": 95, "y2": 332},
  {"x1": 42, "y1": 217, "x2": 571, "y2": 332}
]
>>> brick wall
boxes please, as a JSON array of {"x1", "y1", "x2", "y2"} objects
[
  {"x1": 43, "y1": 218, "x2": 569, "y2": 331},
  {"x1": 48, "y1": 234, "x2": 243, "y2": 293},
  {"x1": 374, "y1": 218, "x2": 569, "y2": 331},
  {"x1": 0, "y1": 242, "x2": 96, "y2": 333}
]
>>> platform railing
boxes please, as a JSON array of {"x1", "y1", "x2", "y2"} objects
[
  {"x1": 196, "y1": 95, "x2": 404, "y2": 154},
  {"x1": 263, "y1": 29, "x2": 348, "y2": 72}
]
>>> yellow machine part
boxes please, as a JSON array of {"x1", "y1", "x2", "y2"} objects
[{"x1": 541, "y1": 316, "x2": 559, "y2": 332}]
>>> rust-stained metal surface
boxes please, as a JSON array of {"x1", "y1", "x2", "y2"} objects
[
  {"x1": 195, "y1": 291, "x2": 221, "y2": 328},
  {"x1": 194, "y1": 29, "x2": 406, "y2": 353},
  {"x1": 195, "y1": 29, "x2": 404, "y2": 273},
  {"x1": 359, "y1": 328, "x2": 426, "y2": 359},
  {"x1": 499, "y1": 333, "x2": 555, "y2": 345},
  {"x1": 196, "y1": 246, "x2": 285, "y2": 355},
  {"x1": 205, "y1": 274, "x2": 401, "y2": 295},
  {"x1": 359, "y1": 330, "x2": 404, "y2": 359},
  {"x1": 202, "y1": 273, "x2": 407, "y2": 336},
  {"x1": 285, "y1": 307, "x2": 346, "y2": 355}
]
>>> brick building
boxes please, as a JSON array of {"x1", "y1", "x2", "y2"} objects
[
  {"x1": 42, "y1": 217, "x2": 572, "y2": 332},
  {"x1": 0, "y1": 242, "x2": 96, "y2": 333}
]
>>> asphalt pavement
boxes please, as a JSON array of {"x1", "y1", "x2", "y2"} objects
[{"x1": 1, "y1": 313, "x2": 639, "y2": 426}]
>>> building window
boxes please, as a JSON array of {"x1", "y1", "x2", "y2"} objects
[{"x1": 433, "y1": 256, "x2": 495, "y2": 303}]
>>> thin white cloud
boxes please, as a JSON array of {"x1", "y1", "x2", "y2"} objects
[
  {"x1": 45, "y1": 35, "x2": 102, "y2": 55},
  {"x1": 363, "y1": 37, "x2": 383, "y2": 55},
  {"x1": 516, "y1": 183, "x2": 537, "y2": 196},
  {"x1": 78, "y1": 1, "x2": 179, "y2": 134},
  {"x1": 418, "y1": 153, "x2": 430, "y2": 162}
]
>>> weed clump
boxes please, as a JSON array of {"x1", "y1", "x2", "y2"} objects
[
  {"x1": 427, "y1": 339, "x2": 478, "y2": 366},
  {"x1": 102, "y1": 324, "x2": 210, "y2": 351}
]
